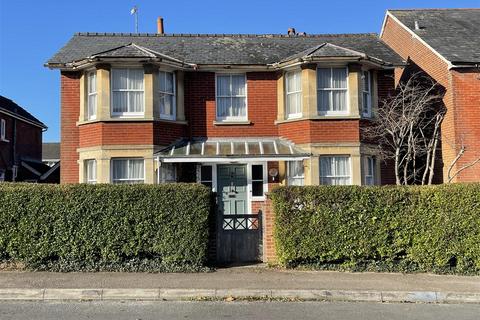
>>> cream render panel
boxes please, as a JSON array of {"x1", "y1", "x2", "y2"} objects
[{"x1": 78, "y1": 145, "x2": 155, "y2": 184}]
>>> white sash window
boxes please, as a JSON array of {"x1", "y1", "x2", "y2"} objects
[
  {"x1": 87, "y1": 71, "x2": 97, "y2": 120},
  {"x1": 285, "y1": 70, "x2": 302, "y2": 119},
  {"x1": 85, "y1": 159, "x2": 97, "y2": 184},
  {"x1": 287, "y1": 161, "x2": 304, "y2": 186},
  {"x1": 362, "y1": 70, "x2": 372, "y2": 117},
  {"x1": 216, "y1": 74, "x2": 247, "y2": 121},
  {"x1": 320, "y1": 156, "x2": 351, "y2": 185},
  {"x1": 111, "y1": 68, "x2": 144, "y2": 116},
  {"x1": 317, "y1": 68, "x2": 348, "y2": 115},
  {"x1": 158, "y1": 71, "x2": 176, "y2": 120},
  {"x1": 111, "y1": 158, "x2": 145, "y2": 184}
]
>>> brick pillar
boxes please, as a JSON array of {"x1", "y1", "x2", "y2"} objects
[{"x1": 60, "y1": 71, "x2": 81, "y2": 183}]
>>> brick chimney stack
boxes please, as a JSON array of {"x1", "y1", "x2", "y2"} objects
[{"x1": 157, "y1": 17, "x2": 164, "y2": 34}]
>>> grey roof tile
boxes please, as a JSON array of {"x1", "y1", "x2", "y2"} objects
[
  {"x1": 47, "y1": 33, "x2": 404, "y2": 66},
  {"x1": 0, "y1": 95, "x2": 46, "y2": 128},
  {"x1": 42, "y1": 143, "x2": 60, "y2": 160},
  {"x1": 388, "y1": 9, "x2": 480, "y2": 64}
]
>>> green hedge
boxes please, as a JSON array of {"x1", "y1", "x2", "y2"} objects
[
  {"x1": 0, "y1": 183, "x2": 211, "y2": 272},
  {"x1": 271, "y1": 184, "x2": 480, "y2": 274}
]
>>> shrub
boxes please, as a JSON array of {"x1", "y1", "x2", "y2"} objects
[
  {"x1": 271, "y1": 184, "x2": 480, "y2": 274},
  {"x1": 0, "y1": 183, "x2": 212, "y2": 272}
]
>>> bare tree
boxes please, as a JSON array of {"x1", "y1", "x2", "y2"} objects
[{"x1": 363, "y1": 73, "x2": 445, "y2": 185}]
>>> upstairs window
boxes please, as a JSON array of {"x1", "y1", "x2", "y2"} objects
[
  {"x1": 320, "y1": 156, "x2": 351, "y2": 185},
  {"x1": 87, "y1": 71, "x2": 97, "y2": 120},
  {"x1": 85, "y1": 159, "x2": 97, "y2": 184},
  {"x1": 287, "y1": 161, "x2": 304, "y2": 186},
  {"x1": 285, "y1": 70, "x2": 302, "y2": 119},
  {"x1": 317, "y1": 68, "x2": 348, "y2": 115},
  {"x1": 111, "y1": 158, "x2": 144, "y2": 184},
  {"x1": 363, "y1": 156, "x2": 376, "y2": 185},
  {"x1": 0, "y1": 119, "x2": 6, "y2": 141},
  {"x1": 158, "y1": 71, "x2": 176, "y2": 120},
  {"x1": 111, "y1": 68, "x2": 144, "y2": 116},
  {"x1": 216, "y1": 74, "x2": 247, "y2": 121},
  {"x1": 362, "y1": 70, "x2": 372, "y2": 117}
]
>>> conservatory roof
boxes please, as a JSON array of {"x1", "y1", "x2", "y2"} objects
[{"x1": 155, "y1": 138, "x2": 310, "y2": 163}]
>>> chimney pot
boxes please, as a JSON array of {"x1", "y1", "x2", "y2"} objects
[
  {"x1": 157, "y1": 17, "x2": 164, "y2": 34},
  {"x1": 287, "y1": 27, "x2": 296, "y2": 36},
  {"x1": 414, "y1": 20, "x2": 420, "y2": 30}
]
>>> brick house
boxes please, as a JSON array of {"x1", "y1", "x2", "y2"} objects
[
  {"x1": 0, "y1": 95, "x2": 49, "y2": 182},
  {"x1": 381, "y1": 9, "x2": 480, "y2": 183},
  {"x1": 46, "y1": 27, "x2": 403, "y2": 263}
]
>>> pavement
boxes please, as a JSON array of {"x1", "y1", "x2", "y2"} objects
[
  {"x1": 0, "y1": 266, "x2": 479, "y2": 303},
  {"x1": 2, "y1": 301, "x2": 480, "y2": 320}
]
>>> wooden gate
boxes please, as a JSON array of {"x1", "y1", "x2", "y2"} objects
[{"x1": 216, "y1": 164, "x2": 261, "y2": 264}]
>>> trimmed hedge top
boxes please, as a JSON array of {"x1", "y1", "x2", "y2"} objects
[
  {"x1": 271, "y1": 184, "x2": 480, "y2": 274},
  {"x1": 0, "y1": 183, "x2": 212, "y2": 272}
]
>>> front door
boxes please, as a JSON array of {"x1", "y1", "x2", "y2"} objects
[{"x1": 216, "y1": 164, "x2": 261, "y2": 264}]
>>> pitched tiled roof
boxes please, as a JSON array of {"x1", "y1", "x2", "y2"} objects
[
  {"x1": 0, "y1": 95, "x2": 46, "y2": 128},
  {"x1": 388, "y1": 9, "x2": 480, "y2": 64},
  {"x1": 47, "y1": 33, "x2": 404, "y2": 67},
  {"x1": 42, "y1": 142, "x2": 60, "y2": 160},
  {"x1": 280, "y1": 43, "x2": 365, "y2": 63}
]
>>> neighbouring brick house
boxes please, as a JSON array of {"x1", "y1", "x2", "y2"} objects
[
  {"x1": 0, "y1": 95, "x2": 49, "y2": 182},
  {"x1": 381, "y1": 9, "x2": 480, "y2": 183},
  {"x1": 46, "y1": 26, "x2": 403, "y2": 263}
]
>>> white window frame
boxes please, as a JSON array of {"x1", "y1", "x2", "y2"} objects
[
  {"x1": 317, "y1": 67, "x2": 349, "y2": 116},
  {"x1": 111, "y1": 158, "x2": 145, "y2": 184},
  {"x1": 87, "y1": 70, "x2": 97, "y2": 120},
  {"x1": 158, "y1": 162, "x2": 177, "y2": 183},
  {"x1": 111, "y1": 68, "x2": 145, "y2": 117},
  {"x1": 287, "y1": 160, "x2": 305, "y2": 186},
  {"x1": 158, "y1": 71, "x2": 176, "y2": 120},
  {"x1": 285, "y1": 70, "x2": 302, "y2": 119},
  {"x1": 84, "y1": 159, "x2": 97, "y2": 184},
  {"x1": 215, "y1": 73, "x2": 248, "y2": 122},
  {"x1": 363, "y1": 155, "x2": 376, "y2": 185},
  {"x1": 197, "y1": 164, "x2": 218, "y2": 193},
  {"x1": 248, "y1": 162, "x2": 268, "y2": 201},
  {"x1": 319, "y1": 155, "x2": 352, "y2": 185},
  {"x1": 0, "y1": 119, "x2": 7, "y2": 142},
  {"x1": 362, "y1": 70, "x2": 372, "y2": 118}
]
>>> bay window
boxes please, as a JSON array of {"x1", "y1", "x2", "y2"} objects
[
  {"x1": 111, "y1": 158, "x2": 144, "y2": 184},
  {"x1": 87, "y1": 71, "x2": 97, "y2": 120},
  {"x1": 285, "y1": 70, "x2": 302, "y2": 119},
  {"x1": 158, "y1": 71, "x2": 176, "y2": 120},
  {"x1": 287, "y1": 161, "x2": 304, "y2": 186},
  {"x1": 320, "y1": 156, "x2": 351, "y2": 185},
  {"x1": 317, "y1": 68, "x2": 348, "y2": 115},
  {"x1": 362, "y1": 70, "x2": 372, "y2": 117},
  {"x1": 85, "y1": 159, "x2": 97, "y2": 184},
  {"x1": 111, "y1": 68, "x2": 144, "y2": 116},
  {"x1": 216, "y1": 74, "x2": 247, "y2": 121}
]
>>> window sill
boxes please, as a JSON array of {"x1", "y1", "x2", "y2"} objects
[
  {"x1": 77, "y1": 118, "x2": 156, "y2": 126},
  {"x1": 251, "y1": 196, "x2": 266, "y2": 202},
  {"x1": 213, "y1": 120, "x2": 252, "y2": 126},
  {"x1": 275, "y1": 115, "x2": 360, "y2": 124},
  {"x1": 0, "y1": 138, "x2": 9, "y2": 143},
  {"x1": 155, "y1": 118, "x2": 188, "y2": 125}
]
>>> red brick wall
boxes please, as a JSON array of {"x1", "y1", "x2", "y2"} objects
[
  {"x1": 380, "y1": 14, "x2": 480, "y2": 182},
  {"x1": 60, "y1": 71, "x2": 81, "y2": 184},
  {"x1": 0, "y1": 114, "x2": 42, "y2": 173},
  {"x1": 451, "y1": 69, "x2": 480, "y2": 182},
  {"x1": 185, "y1": 71, "x2": 278, "y2": 138},
  {"x1": 153, "y1": 121, "x2": 186, "y2": 146},
  {"x1": 278, "y1": 119, "x2": 360, "y2": 144}
]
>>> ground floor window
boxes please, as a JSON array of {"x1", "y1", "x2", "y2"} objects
[
  {"x1": 111, "y1": 158, "x2": 144, "y2": 184},
  {"x1": 320, "y1": 156, "x2": 351, "y2": 185},
  {"x1": 287, "y1": 161, "x2": 304, "y2": 186},
  {"x1": 84, "y1": 159, "x2": 96, "y2": 184},
  {"x1": 159, "y1": 163, "x2": 176, "y2": 183},
  {"x1": 251, "y1": 164, "x2": 264, "y2": 197},
  {"x1": 200, "y1": 165, "x2": 213, "y2": 190},
  {"x1": 363, "y1": 156, "x2": 376, "y2": 185}
]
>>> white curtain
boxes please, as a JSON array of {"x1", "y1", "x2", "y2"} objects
[
  {"x1": 159, "y1": 71, "x2": 175, "y2": 118},
  {"x1": 87, "y1": 72, "x2": 97, "y2": 119},
  {"x1": 86, "y1": 160, "x2": 96, "y2": 183},
  {"x1": 111, "y1": 69, "x2": 144, "y2": 114},
  {"x1": 129, "y1": 159, "x2": 144, "y2": 181},
  {"x1": 320, "y1": 156, "x2": 350, "y2": 185},
  {"x1": 317, "y1": 68, "x2": 347, "y2": 113},
  {"x1": 288, "y1": 161, "x2": 304, "y2": 186},
  {"x1": 216, "y1": 75, "x2": 246, "y2": 119},
  {"x1": 112, "y1": 159, "x2": 128, "y2": 183},
  {"x1": 112, "y1": 159, "x2": 144, "y2": 184},
  {"x1": 286, "y1": 71, "x2": 302, "y2": 117}
]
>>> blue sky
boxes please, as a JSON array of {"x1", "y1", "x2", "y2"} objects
[{"x1": 1, "y1": 0, "x2": 478, "y2": 142}]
